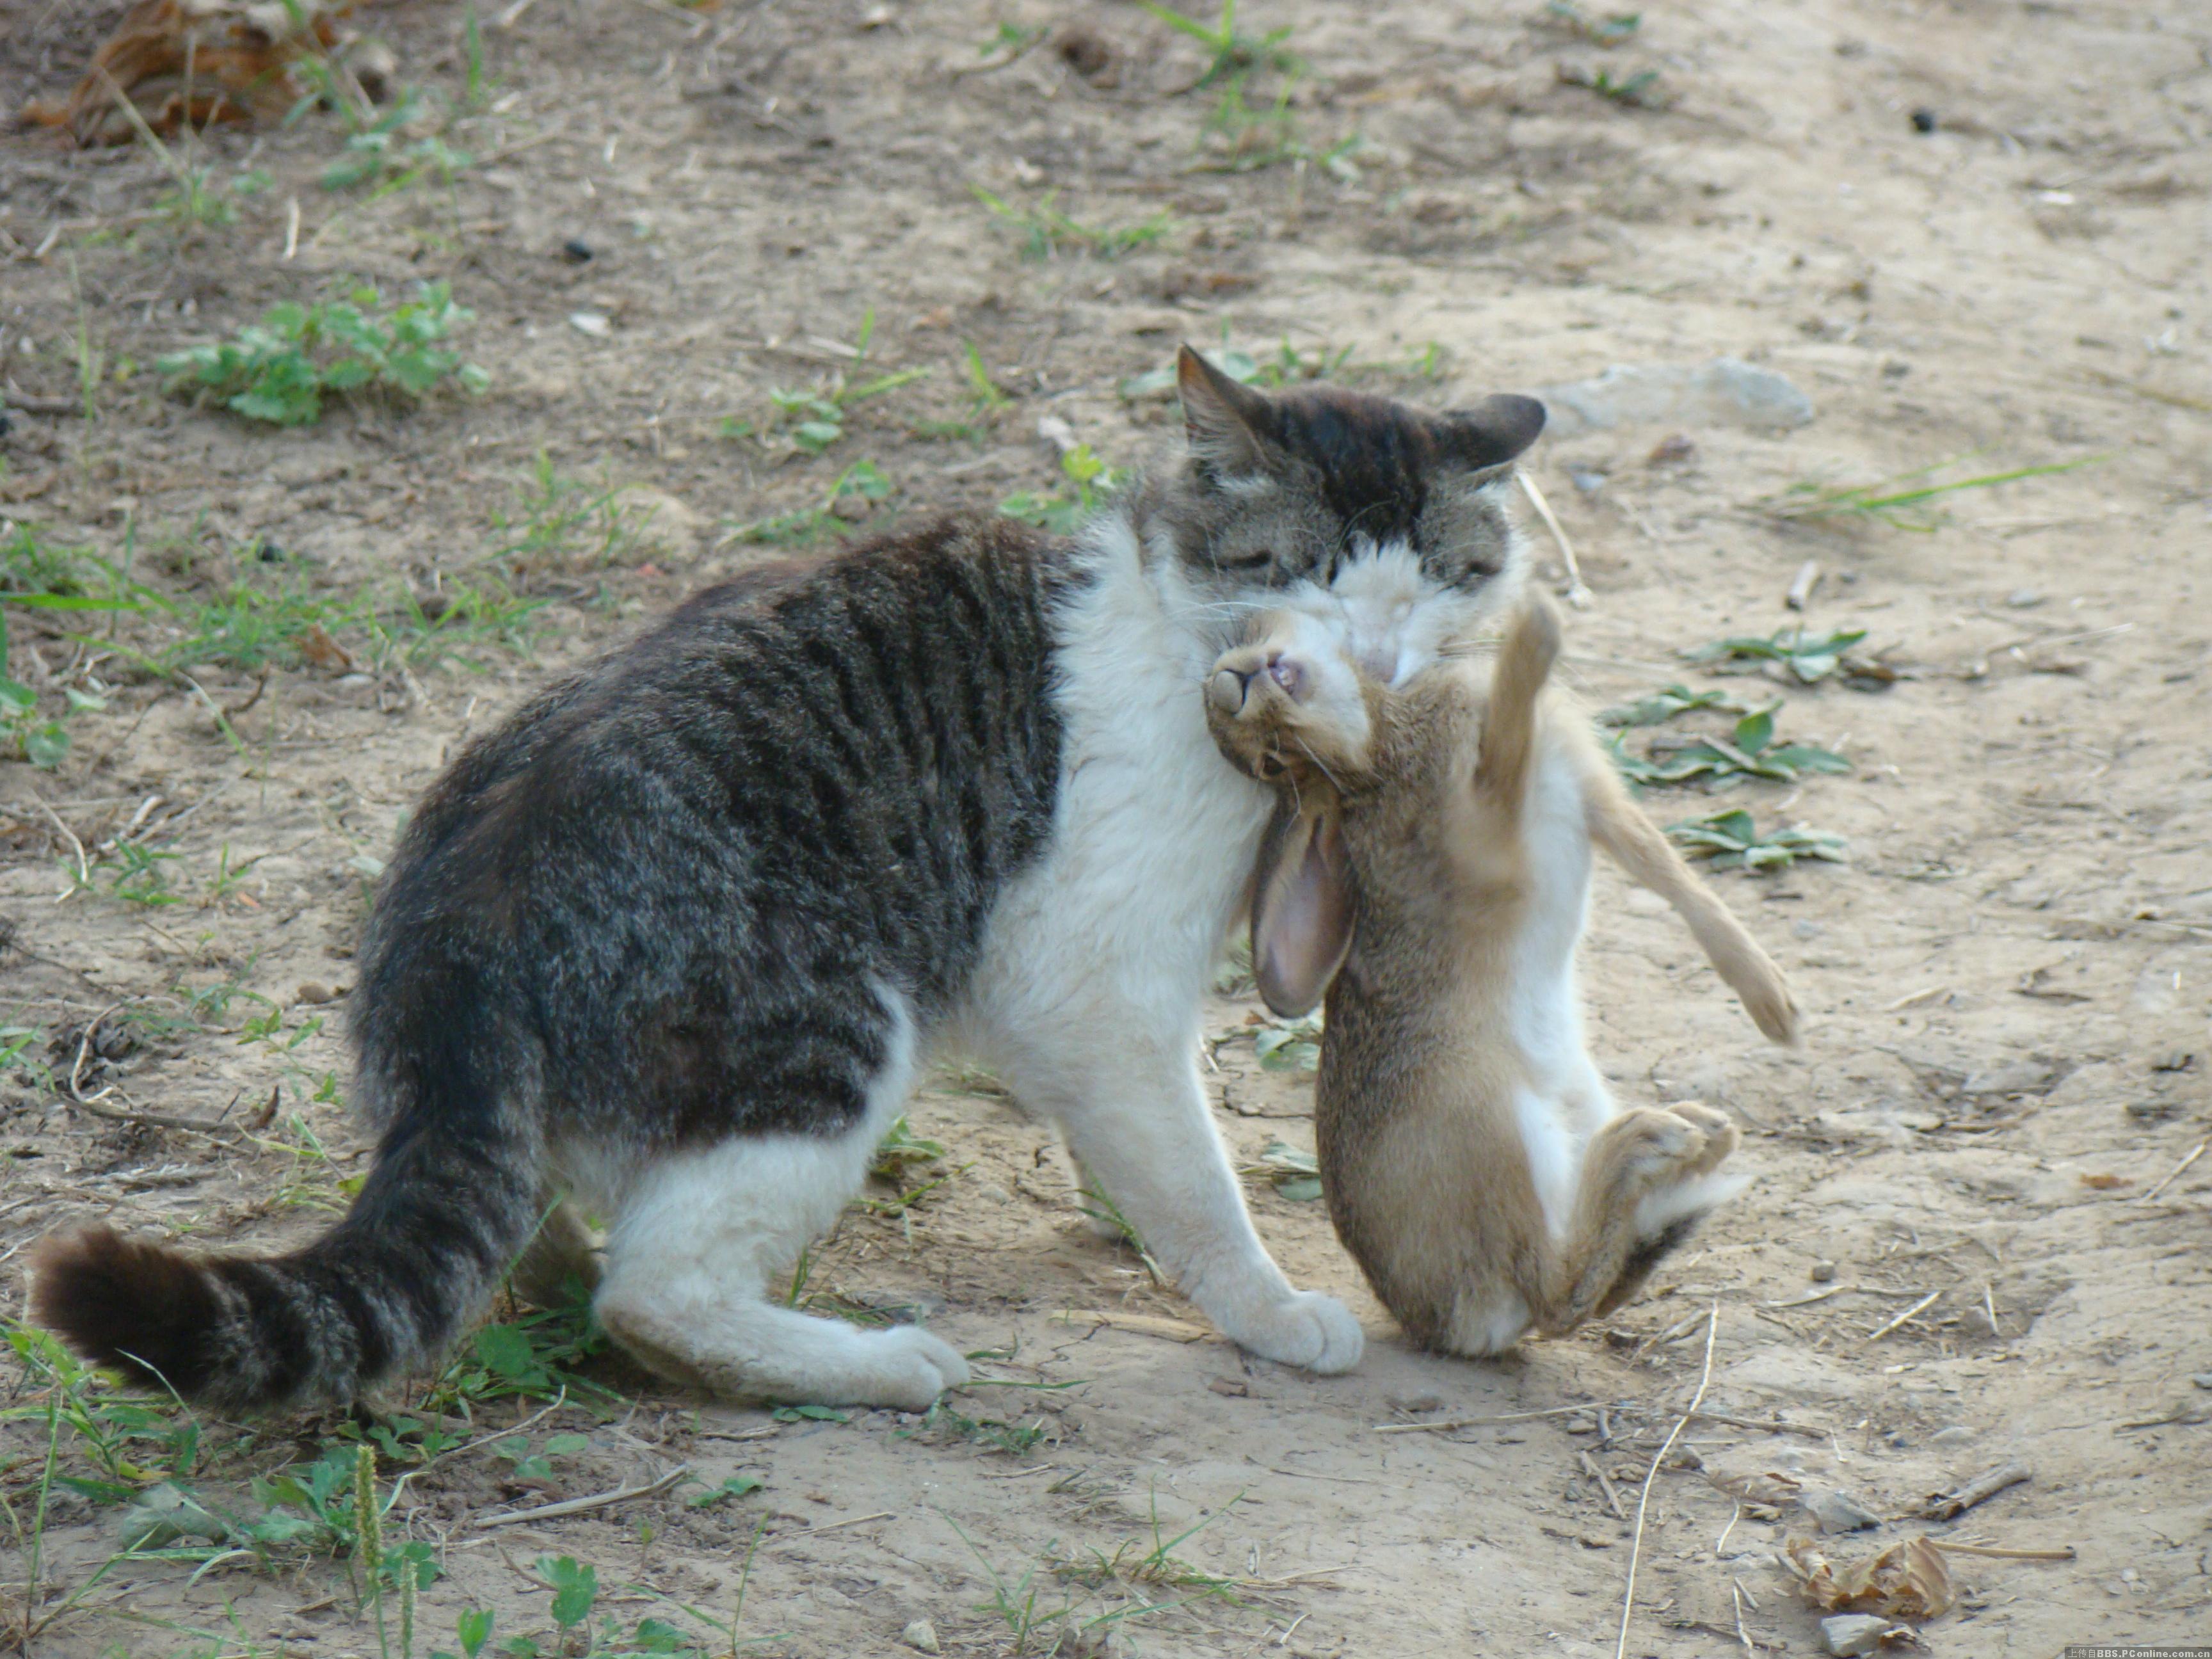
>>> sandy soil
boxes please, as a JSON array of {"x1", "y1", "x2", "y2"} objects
[{"x1": 3, "y1": 1, "x2": 2208, "y2": 1655}]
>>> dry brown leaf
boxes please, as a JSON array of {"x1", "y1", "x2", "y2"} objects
[
  {"x1": 298, "y1": 624, "x2": 356, "y2": 673},
  {"x1": 2078, "y1": 1172, "x2": 2130, "y2": 1190},
  {"x1": 20, "y1": 0, "x2": 357, "y2": 146},
  {"x1": 1784, "y1": 1534, "x2": 1958, "y2": 1621}
]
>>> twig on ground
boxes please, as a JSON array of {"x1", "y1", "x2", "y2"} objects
[
  {"x1": 474, "y1": 1463, "x2": 691, "y2": 1528},
  {"x1": 1919, "y1": 1460, "x2": 2030, "y2": 1521},
  {"x1": 1785, "y1": 559, "x2": 1821, "y2": 611},
  {"x1": 1615, "y1": 1303, "x2": 1719, "y2": 1659},
  {"x1": 1934, "y1": 1541, "x2": 2074, "y2": 1560},
  {"x1": 1581, "y1": 1450, "x2": 1626, "y2": 1519},
  {"x1": 29, "y1": 792, "x2": 90, "y2": 897},
  {"x1": 1866, "y1": 1290, "x2": 1941, "y2": 1342},
  {"x1": 1373, "y1": 1402, "x2": 1607, "y2": 1434},
  {"x1": 2140, "y1": 1140, "x2": 2206, "y2": 1203}
]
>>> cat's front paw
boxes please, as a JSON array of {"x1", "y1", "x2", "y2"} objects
[
  {"x1": 1223, "y1": 1290, "x2": 1365, "y2": 1374},
  {"x1": 864, "y1": 1326, "x2": 972, "y2": 1412}
]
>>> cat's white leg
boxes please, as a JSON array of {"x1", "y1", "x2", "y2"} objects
[
  {"x1": 1002, "y1": 1029, "x2": 1364, "y2": 1374},
  {"x1": 590, "y1": 990, "x2": 969, "y2": 1411}
]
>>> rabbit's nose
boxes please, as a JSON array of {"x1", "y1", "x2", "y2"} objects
[{"x1": 1208, "y1": 666, "x2": 1255, "y2": 714}]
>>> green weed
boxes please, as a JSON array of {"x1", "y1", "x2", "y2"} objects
[
  {"x1": 943, "y1": 1513, "x2": 1075, "y2": 1654},
  {"x1": 1137, "y1": 0, "x2": 1299, "y2": 86},
  {"x1": 1596, "y1": 684, "x2": 1754, "y2": 728},
  {"x1": 485, "y1": 454, "x2": 656, "y2": 572},
  {"x1": 320, "y1": 93, "x2": 472, "y2": 195},
  {"x1": 998, "y1": 445, "x2": 1121, "y2": 535},
  {"x1": 1683, "y1": 625, "x2": 1875, "y2": 686},
  {"x1": 724, "y1": 459, "x2": 894, "y2": 547},
  {"x1": 1667, "y1": 808, "x2": 1846, "y2": 872},
  {"x1": 1759, "y1": 454, "x2": 2100, "y2": 532},
  {"x1": 735, "y1": 310, "x2": 930, "y2": 457},
  {"x1": 1246, "y1": 1139, "x2": 1321, "y2": 1202},
  {"x1": 1054, "y1": 1486, "x2": 1246, "y2": 1602},
  {"x1": 1610, "y1": 705, "x2": 1851, "y2": 789},
  {"x1": 1251, "y1": 1012, "x2": 1320, "y2": 1074},
  {"x1": 159, "y1": 282, "x2": 488, "y2": 427},
  {"x1": 971, "y1": 186, "x2": 1175, "y2": 261},
  {"x1": 1544, "y1": 2, "x2": 1642, "y2": 45},
  {"x1": 1198, "y1": 77, "x2": 1363, "y2": 176}
]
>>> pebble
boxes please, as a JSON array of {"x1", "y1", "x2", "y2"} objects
[
  {"x1": 2190, "y1": 1374, "x2": 2212, "y2": 1390},
  {"x1": 1535, "y1": 358, "x2": 1813, "y2": 437},
  {"x1": 561, "y1": 237, "x2": 595, "y2": 263},
  {"x1": 1928, "y1": 1425, "x2": 1977, "y2": 1447},
  {"x1": 1822, "y1": 1612, "x2": 1893, "y2": 1656},
  {"x1": 1811, "y1": 1260, "x2": 1838, "y2": 1283},
  {"x1": 1909, "y1": 108, "x2": 1938, "y2": 134},
  {"x1": 899, "y1": 1617, "x2": 940, "y2": 1654},
  {"x1": 1802, "y1": 1487, "x2": 1882, "y2": 1534},
  {"x1": 568, "y1": 311, "x2": 612, "y2": 338},
  {"x1": 2005, "y1": 588, "x2": 2046, "y2": 608}
]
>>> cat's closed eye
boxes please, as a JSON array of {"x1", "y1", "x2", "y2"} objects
[{"x1": 1214, "y1": 547, "x2": 1274, "y2": 571}]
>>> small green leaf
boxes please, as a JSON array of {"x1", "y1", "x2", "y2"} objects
[
  {"x1": 458, "y1": 1607, "x2": 495, "y2": 1659},
  {"x1": 687, "y1": 1473, "x2": 765, "y2": 1508},
  {"x1": 23, "y1": 722, "x2": 69, "y2": 769},
  {"x1": 535, "y1": 1555, "x2": 597, "y2": 1628},
  {"x1": 541, "y1": 1432, "x2": 591, "y2": 1457},
  {"x1": 773, "y1": 1404, "x2": 850, "y2": 1423}
]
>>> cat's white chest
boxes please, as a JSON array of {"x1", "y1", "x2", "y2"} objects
[{"x1": 964, "y1": 520, "x2": 1274, "y2": 1045}]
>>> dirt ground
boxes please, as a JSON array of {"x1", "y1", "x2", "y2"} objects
[{"x1": 3, "y1": 1, "x2": 2209, "y2": 1655}]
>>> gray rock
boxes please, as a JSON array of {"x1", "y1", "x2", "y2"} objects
[
  {"x1": 1821, "y1": 1612, "x2": 1893, "y2": 1656},
  {"x1": 1802, "y1": 1487, "x2": 1882, "y2": 1533},
  {"x1": 2191, "y1": 1373, "x2": 2212, "y2": 1390},
  {"x1": 900, "y1": 1617, "x2": 942, "y2": 1655},
  {"x1": 1928, "y1": 1425, "x2": 1978, "y2": 1447},
  {"x1": 1535, "y1": 357, "x2": 1814, "y2": 437},
  {"x1": 1810, "y1": 1260, "x2": 1839, "y2": 1283}
]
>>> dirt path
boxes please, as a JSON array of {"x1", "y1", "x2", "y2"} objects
[{"x1": 3, "y1": 1, "x2": 2207, "y2": 1655}]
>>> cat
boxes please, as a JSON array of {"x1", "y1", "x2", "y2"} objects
[{"x1": 29, "y1": 348, "x2": 1546, "y2": 1413}]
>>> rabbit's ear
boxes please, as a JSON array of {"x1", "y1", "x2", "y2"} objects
[{"x1": 1251, "y1": 803, "x2": 1355, "y2": 1018}]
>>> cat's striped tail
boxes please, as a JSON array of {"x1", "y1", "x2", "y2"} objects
[{"x1": 28, "y1": 1098, "x2": 541, "y2": 1413}]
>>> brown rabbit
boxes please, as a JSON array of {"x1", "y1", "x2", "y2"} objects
[{"x1": 1204, "y1": 598, "x2": 1798, "y2": 1354}]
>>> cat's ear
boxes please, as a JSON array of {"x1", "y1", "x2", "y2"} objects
[
  {"x1": 1178, "y1": 345, "x2": 1275, "y2": 477},
  {"x1": 1436, "y1": 393, "x2": 1546, "y2": 473},
  {"x1": 1251, "y1": 801, "x2": 1355, "y2": 1019}
]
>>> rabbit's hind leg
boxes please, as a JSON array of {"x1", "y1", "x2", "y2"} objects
[{"x1": 1540, "y1": 1105, "x2": 1744, "y2": 1333}]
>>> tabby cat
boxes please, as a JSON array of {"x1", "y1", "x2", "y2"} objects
[{"x1": 31, "y1": 349, "x2": 1544, "y2": 1411}]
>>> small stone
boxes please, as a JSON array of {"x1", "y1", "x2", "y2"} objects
[
  {"x1": 568, "y1": 311, "x2": 612, "y2": 338},
  {"x1": 1909, "y1": 108, "x2": 1937, "y2": 134},
  {"x1": 1802, "y1": 1487, "x2": 1882, "y2": 1534},
  {"x1": 1647, "y1": 432, "x2": 1696, "y2": 465},
  {"x1": 1810, "y1": 1260, "x2": 1838, "y2": 1283},
  {"x1": 900, "y1": 1617, "x2": 940, "y2": 1654},
  {"x1": 1535, "y1": 358, "x2": 1813, "y2": 437},
  {"x1": 2005, "y1": 588, "x2": 2045, "y2": 608},
  {"x1": 2189, "y1": 1373, "x2": 2212, "y2": 1390},
  {"x1": 1928, "y1": 1425, "x2": 1976, "y2": 1447},
  {"x1": 561, "y1": 237, "x2": 595, "y2": 263},
  {"x1": 1822, "y1": 1612, "x2": 1892, "y2": 1656},
  {"x1": 294, "y1": 982, "x2": 333, "y2": 1006}
]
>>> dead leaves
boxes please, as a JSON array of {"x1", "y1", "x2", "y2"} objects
[
  {"x1": 19, "y1": 0, "x2": 358, "y2": 146},
  {"x1": 1784, "y1": 1534, "x2": 1957, "y2": 1621}
]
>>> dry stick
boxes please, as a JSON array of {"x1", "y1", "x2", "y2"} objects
[
  {"x1": 1936, "y1": 1541, "x2": 2074, "y2": 1561},
  {"x1": 1581, "y1": 1450, "x2": 1626, "y2": 1520},
  {"x1": 29, "y1": 792, "x2": 90, "y2": 897},
  {"x1": 1516, "y1": 470, "x2": 1592, "y2": 609},
  {"x1": 1372, "y1": 1402, "x2": 1604, "y2": 1434},
  {"x1": 1615, "y1": 1304, "x2": 1719, "y2": 1659},
  {"x1": 1920, "y1": 1460, "x2": 2030, "y2": 1521},
  {"x1": 1785, "y1": 559, "x2": 1822, "y2": 611},
  {"x1": 765, "y1": 1510, "x2": 895, "y2": 1546},
  {"x1": 1866, "y1": 1290, "x2": 1941, "y2": 1342},
  {"x1": 474, "y1": 1463, "x2": 691, "y2": 1529},
  {"x1": 2140, "y1": 1140, "x2": 2206, "y2": 1203}
]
